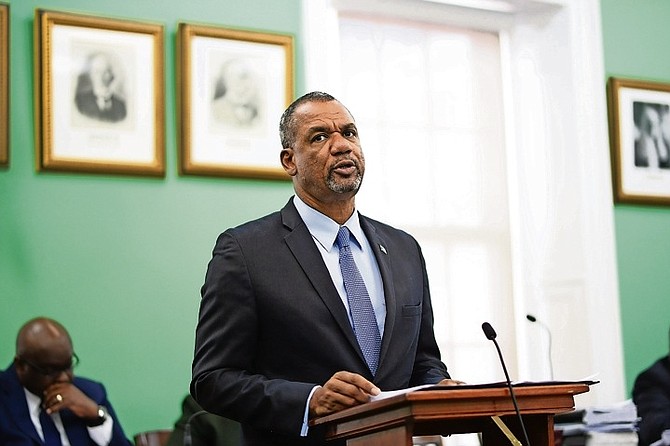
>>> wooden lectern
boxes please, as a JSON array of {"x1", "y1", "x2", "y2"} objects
[{"x1": 312, "y1": 382, "x2": 593, "y2": 445}]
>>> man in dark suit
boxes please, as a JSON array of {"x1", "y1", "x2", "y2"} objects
[
  {"x1": 191, "y1": 91, "x2": 461, "y2": 446},
  {"x1": 0, "y1": 317, "x2": 132, "y2": 446},
  {"x1": 633, "y1": 326, "x2": 670, "y2": 446}
]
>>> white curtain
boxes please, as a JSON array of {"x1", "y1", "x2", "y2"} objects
[{"x1": 339, "y1": 15, "x2": 516, "y2": 386}]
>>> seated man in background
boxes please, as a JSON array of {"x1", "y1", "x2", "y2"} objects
[
  {"x1": 633, "y1": 326, "x2": 670, "y2": 446},
  {"x1": 0, "y1": 317, "x2": 132, "y2": 446},
  {"x1": 166, "y1": 395, "x2": 240, "y2": 446}
]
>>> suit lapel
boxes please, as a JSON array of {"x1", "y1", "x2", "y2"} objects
[
  {"x1": 1, "y1": 366, "x2": 44, "y2": 444},
  {"x1": 280, "y1": 201, "x2": 363, "y2": 360},
  {"x1": 360, "y1": 217, "x2": 397, "y2": 372}
]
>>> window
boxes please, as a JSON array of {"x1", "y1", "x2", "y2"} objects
[
  {"x1": 304, "y1": 0, "x2": 625, "y2": 417},
  {"x1": 339, "y1": 15, "x2": 515, "y2": 387}
]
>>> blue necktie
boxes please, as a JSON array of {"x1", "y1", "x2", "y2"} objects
[
  {"x1": 336, "y1": 226, "x2": 382, "y2": 375},
  {"x1": 39, "y1": 410, "x2": 63, "y2": 446}
]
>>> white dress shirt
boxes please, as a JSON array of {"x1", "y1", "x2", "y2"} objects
[
  {"x1": 24, "y1": 387, "x2": 113, "y2": 446},
  {"x1": 293, "y1": 195, "x2": 386, "y2": 336}
]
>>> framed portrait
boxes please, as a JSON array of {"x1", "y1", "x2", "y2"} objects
[
  {"x1": 608, "y1": 77, "x2": 670, "y2": 205},
  {"x1": 177, "y1": 23, "x2": 293, "y2": 179},
  {"x1": 35, "y1": 10, "x2": 165, "y2": 176},
  {"x1": 0, "y1": 2, "x2": 8, "y2": 167}
]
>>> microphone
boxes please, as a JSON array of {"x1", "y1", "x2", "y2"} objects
[
  {"x1": 481, "y1": 322, "x2": 531, "y2": 446},
  {"x1": 526, "y1": 314, "x2": 554, "y2": 380},
  {"x1": 183, "y1": 410, "x2": 209, "y2": 446},
  {"x1": 482, "y1": 321, "x2": 497, "y2": 340}
]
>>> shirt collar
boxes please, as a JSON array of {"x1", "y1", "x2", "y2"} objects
[
  {"x1": 24, "y1": 387, "x2": 42, "y2": 417},
  {"x1": 292, "y1": 195, "x2": 366, "y2": 251}
]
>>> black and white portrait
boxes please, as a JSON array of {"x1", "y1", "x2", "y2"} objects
[
  {"x1": 180, "y1": 23, "x2": 292, "y2": 178},
  {"x1": 74, "y1": 51, "x2": 127, "y2": 123},
  {"x1": 39, "y1": 11, "x2": 163, "y2": 175},
  {"x1": 633, "y1": 101, "x2": 670, "y2": 169},
  {"x1": 210, "y1": 57, "x2": 262, "y2": 130},
  {"x1": 608, "y1": 77, "x2": 670, "y2": 205}
]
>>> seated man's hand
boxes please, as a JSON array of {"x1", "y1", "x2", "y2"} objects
[
  {"x1": 309, "y1": 371, "x2": 380, "y2": 418},
  {"x1": 42, "y1": 381, "x2": 99, "y2": 422}
]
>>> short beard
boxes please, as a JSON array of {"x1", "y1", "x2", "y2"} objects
[{"x1": 326, "y1": 169, "x2": 363, "y2": 194}]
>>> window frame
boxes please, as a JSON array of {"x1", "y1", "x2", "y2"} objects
[{"x1": 302, "y1": 0, "x2": 623, "y2": 407}]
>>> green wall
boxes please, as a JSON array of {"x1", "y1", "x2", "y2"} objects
[
  {"x1": 600, "y1": 0, "x2": 670, "y2": 394},
  {"x1": 4, "y1": 0, "x2": 669, "y2": 438},
  {"x1": 0, "y1": 0, "x2": 299, "y2": 437}
]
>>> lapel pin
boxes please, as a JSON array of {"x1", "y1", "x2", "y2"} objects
[{"x1": 379, "y1": 244, "x2": 387, "y2": 255}]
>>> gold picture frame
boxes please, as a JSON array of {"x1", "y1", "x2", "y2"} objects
[
  {"x1": 177, "y1": 23, "x2": 293, "y2": 180},
  {"x1": 35, "y1": 10, "x2": 165, "y2": 176},
  {"x1": 0, "y1": 2, "x2": 8, "y2": 167},
  {"x1": 608, "y1": 77, "x2": 670, "y2": 205}
]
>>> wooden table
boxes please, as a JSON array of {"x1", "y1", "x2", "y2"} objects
[{"x1": 312, "y1": 382, "x2": 592, "y2": 445}]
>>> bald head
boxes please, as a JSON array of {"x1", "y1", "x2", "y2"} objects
[
  {"x1": 14, "y1": 317, "x2": 76, "y2": 395},
  {"x1": 16, "y1": 317, "x2": 72, "y2": 361}
]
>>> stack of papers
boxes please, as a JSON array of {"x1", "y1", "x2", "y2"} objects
[
  {"x1": 584, "y1": 399, "x2": 638, "y2": 433},
  {"x1": 583, "y1": 400, "x2": 638, "y2": 446}
]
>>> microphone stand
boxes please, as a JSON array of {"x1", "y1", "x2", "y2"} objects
[
  {"x1": 526, "y1": 314, "x2": 554, "y2": 380},
  {"x1": 183, "y1": 410, "x2": 209, "y2": 446},
  {"x1": 482, "y1": 322, "x2": 532, "y2": 446}
]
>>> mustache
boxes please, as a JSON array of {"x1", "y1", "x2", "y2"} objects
[{"x1": 330, "y1": 157, "x2": 361, "y2": 172}]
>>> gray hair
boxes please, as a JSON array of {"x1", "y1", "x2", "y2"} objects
[{"x1": 279, "y1": 91, "x2": 343, "y2": 149}]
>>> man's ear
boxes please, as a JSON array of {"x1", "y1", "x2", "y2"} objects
[
  {"x1": 14, "y1": 357, "x2": 27, "y2": 377},
  {"x1": 280, "y1": 148, "x2": 297, "y2": 176}
]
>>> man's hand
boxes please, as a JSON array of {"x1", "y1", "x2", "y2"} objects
[
  {"x1": 437, "y1": 378, "x2": 466, "y2": 386},
  {"x1": 42, "y1": 382, "x2": 99, "y2": 422},
  {"x1": 309, "y1": 371, "x2": 380, "y2": 418}
]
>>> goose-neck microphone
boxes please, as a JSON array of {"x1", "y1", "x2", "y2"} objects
[
  {"x1": 184, "y1": 410, "x2": 209, "y2": 446},
  {"x1": 526, "y1": 314, "x2": 554, "y2": 380},
  {"x1": 481, "y1": 321, "x2": 532, "y2": 446}
]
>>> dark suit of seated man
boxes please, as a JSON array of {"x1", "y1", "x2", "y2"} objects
[
  {"x1": 0, "y1": 317, "x2": 132, "y2": 446},
  {"x1": 166, "y1": 395, "x2": 240, "y2": 446},
  {"x1": 633, "y1": 326, "x2": 670, "y2": 446}
]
